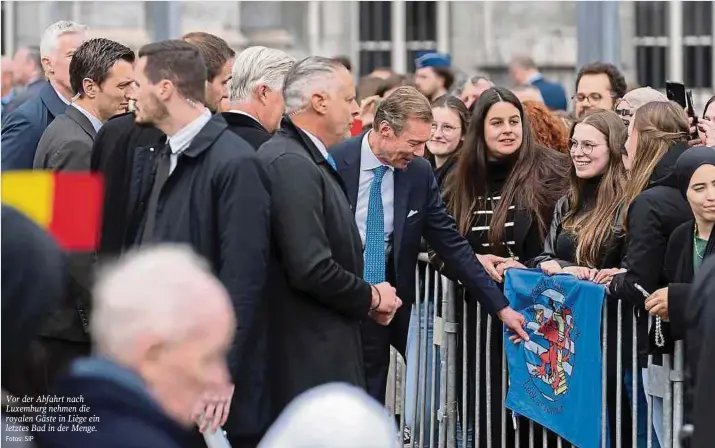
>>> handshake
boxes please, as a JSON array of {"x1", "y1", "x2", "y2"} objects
[{"x1": 368, "y1": 282, "x2": 402, "y2": 326}]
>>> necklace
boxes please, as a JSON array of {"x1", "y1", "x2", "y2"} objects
[{"x1": 694, "y1": 224, "x2": 705, "y2": 260}]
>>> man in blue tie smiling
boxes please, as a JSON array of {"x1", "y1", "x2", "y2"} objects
[{"x1": 330, "y1": 86, "x2": 529, "y2": 402}]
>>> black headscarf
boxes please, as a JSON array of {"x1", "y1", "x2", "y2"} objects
[{"x1": 675, "y1": 145, "x2": 715, "y2": 198}]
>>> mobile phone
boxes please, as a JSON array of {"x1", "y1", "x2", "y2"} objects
[
  {"x1": 686, "y1": 90, "x2": 699, "y2": 139},
  {"x1": 665, "y1": 81, "x2": 687, "y2": 109}
]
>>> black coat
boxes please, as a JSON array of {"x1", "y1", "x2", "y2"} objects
[
  {"x1": 221, "y1": 112, "x2": 272, "y2": 150},
  {"x1": 609, "y1": 142, "x2": 692, "y2": 360},
  {"x1": 257, "y1": 118, "x2": 372, "y2": 419},
  {"x1": 129, "y1": 114, "x2": 272, "y2": 439},
  {"x1": 688, "y1": 256, "x2": 715, "y2": 447},
  {"x1": 90, "y1": 113, "x2": 165, "y2": 260}
]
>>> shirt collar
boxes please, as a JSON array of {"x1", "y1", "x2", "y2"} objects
[
  {"x1": 53, "y1": 85, "x2": 70, "y2": 106},
  {"x1": 167, "y1": 108, "x2": 212, "y2": 155},
  {"x1": 300, "y1": 128, "x2": 330, "y2": 160},
  {"x1": 361, "y1": 131, "x2": 394, "y2": 172},
  {"x1": 71, "y1": 102, "x2": 103, "y2": 132}
]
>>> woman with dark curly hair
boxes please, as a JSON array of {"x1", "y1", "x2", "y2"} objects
[{"x1": 522, "y1": 100, "x2": 570, "y2": 153}]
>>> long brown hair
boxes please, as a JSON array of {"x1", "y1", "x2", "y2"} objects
[
  {"x1": 562, "y1": 109, "x2": 628, "y2": 268},
  {"x1": 623, "y1": 102, "x2": 689, "y2": 226},
  {"x1": 444, "y1": 87, "x2": 569, "y2": 254}
]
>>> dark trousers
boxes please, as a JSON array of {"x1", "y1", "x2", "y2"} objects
[
  {"x1": 4, "y1": 336, "x2": 90, "y2": 397},
  {"x1": 360, "y1": 302, "x2": 412, "y2": 404}
]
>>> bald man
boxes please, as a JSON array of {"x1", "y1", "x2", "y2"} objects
[{"x1": 40, "y1": 245, "x2": 236, "y2": 448}]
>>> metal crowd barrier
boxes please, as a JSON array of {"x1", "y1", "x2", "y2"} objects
[{"x1": 385, "y1": 254, "x2": 687, "y2": 448}]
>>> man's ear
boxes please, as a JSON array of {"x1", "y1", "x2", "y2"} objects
[
  {"x1": 82, "y1": 78, "x2": 97, "y2": 99},
  {"x1": 41, "y1": 57, "x2": 52, "y2": 75},
  {"x1": 157, "y1": 80, "x2": 174, "y2": 101},
  {"x1": 257, "y1": 84, "x2": 270, "y2": 105},
  {"x1": 310, "y1": 92, "x2": 327, "y2": 115},
  {"x1": 379, "y1": 120, "x2": 393, "y2": 139}
]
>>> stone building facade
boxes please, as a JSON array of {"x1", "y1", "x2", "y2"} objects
[{"x1": 2, "y1": 1, "x2": 712, "y2": 108}]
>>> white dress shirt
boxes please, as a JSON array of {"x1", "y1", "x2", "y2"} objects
[
  {"x1": 166, "y1": 108, "x2": 212, "y2": 174},
  {"x1": 356, "y1": 131, "x2": 394, "y2": 246},
  {"x1": 300, "y1": 128, "x2": 331, "y2": 161},
  {"x1": 71, "y1": 103, "x2": 103, "y2": 133}
]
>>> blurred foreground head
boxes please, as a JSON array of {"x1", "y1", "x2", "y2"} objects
[
  {"x1": 258, "y1": 383, "x2": 399, "y2": 448},
  {"x1": 1, "y1": 206, "x2": 65, "y2": 394},
  {"x1": 91, "y1": 244, "x2": 235, "y2": 427}
]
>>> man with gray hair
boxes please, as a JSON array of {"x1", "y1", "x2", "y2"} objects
[
  {"x1": 222, "y1": 46, "x2": 295, "y2": 149},
  {"x1": 2, "y1": 20, "x2": 88, "y2": 170},
  {"x1": 257, "y1": 56, "x2": 402, "y2": 418},
  {"x1": 330, "y1": 85, "x2": 529, "y2": 403},
  {"x1": 40, "y1": 245, "x2": 236, "y2": 447}
]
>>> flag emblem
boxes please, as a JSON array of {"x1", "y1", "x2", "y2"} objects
[{"x1": 523, "y1": 284, "x2": 579, "y2": 402}]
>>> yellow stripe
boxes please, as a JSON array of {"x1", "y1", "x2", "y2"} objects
[{"x1": 1, "y1": 171, "x2": 54, "y2": 227}]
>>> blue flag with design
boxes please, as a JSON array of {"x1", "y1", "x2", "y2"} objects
[{"x1": 503, "y1": 269, "x2": 605, "y2": 448}]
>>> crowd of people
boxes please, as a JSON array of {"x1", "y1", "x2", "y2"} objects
[{"x1": 2, "y1": 18, "x2": 715, "y2": 448}]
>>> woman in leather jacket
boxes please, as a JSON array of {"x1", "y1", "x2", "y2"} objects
[{"x1": 529, "y1": 109, "x2": 640, "y2": 447}]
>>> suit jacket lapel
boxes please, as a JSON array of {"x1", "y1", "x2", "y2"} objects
[
  {"x1": 393, "y1": 169, "x2": 410, "y2": 262},
  {"x1": 335, "y1": 139, "x2": 362, "y2": 213},
  {"x1": 65, "y1": 105, "x2": 98, "y2": 140}
]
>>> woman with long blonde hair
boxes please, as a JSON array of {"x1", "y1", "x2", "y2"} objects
[{"x1": 609, "y1": 101, "x2": 693, "y2": 446}]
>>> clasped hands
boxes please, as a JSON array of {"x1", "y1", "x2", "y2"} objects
[
  {"x1": 369, "y1": 282, "x2": 403, "y2": 326},
  {"x1": 539, "y1": 260, "x2": 625, "y2": 285}
]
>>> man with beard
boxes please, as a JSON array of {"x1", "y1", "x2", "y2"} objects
[
  {"x1": 91, "y1": 32, "x2": 235, "y2": 259},
  {"x1": 572, "y1": 61, "x2": 627, "y2": 118},
  {"x1": 128, "y1": 39, "x2": 271, "y2": 447}
]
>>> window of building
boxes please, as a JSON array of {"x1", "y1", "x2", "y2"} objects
[
  {"x1": 357, "y1": 1, "x2": 442, "y2": 76},
  {"x1": 633, "y1": 1, "x2": 713, "y2": 90},
  {"x1": 683, "y1": 1, "x2": 713, "y2": 88}
]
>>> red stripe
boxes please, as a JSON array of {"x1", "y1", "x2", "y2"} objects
[{"x1": 48, "y1": 173, "x2": 104, "y2": 251}]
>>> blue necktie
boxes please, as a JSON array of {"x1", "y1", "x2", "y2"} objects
[
  {"x1": 325, "y1": 153, "x2": 337, "y2": 171},
  {"x1": 363, "y1": 166, "x2": 388, "y2": 284}
]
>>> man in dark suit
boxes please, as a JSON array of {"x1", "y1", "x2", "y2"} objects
[
  {"x1": 509, "y1": 55, "x2": 568, "y2": 111},
  {"x1": 34, "y1": 38, "x2": 135, "y2": 170},
  {"x1": 1, "y1": 21, "x2": 88, "y2": 171},
  {"x1": 222, "y1": 46, "x2": 295, "y2": 149},
  {"x1": 28, "y1": 38, "x2": 134, "y2": 397},
  {"x1": 91, "y1": 32, "x2": 237, "y2": 263},
  {"x1": 4, "y1": 46, "x2": 45, "y2": 113},
  {"x1": 257, "y1": 57, "x2": 402, "y2": 419},
  {"x1": 128, "y1": 40, "x2": 272, "y2": 447},
  {"x1": 330, "y1": 86, "x2": 529, "y2": 402},
  {"x1": 40, "y1": 245, "x2": 236, "y2": 448}
]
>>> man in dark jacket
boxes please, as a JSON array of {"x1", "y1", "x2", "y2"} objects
[
  {"x1": 509, "y1": 56, "x2": 568, "y2": 111},
  {"x1": 39, "y1": 245, "x2": 236, "y2": 448},
  {"x1": 91, "y1": 32, "x2": 236, "y2": 259},
  {"x1": 128, "y1": 40, "x2": 271, "y2": 447},
  {"x1": 257, "y1": 57, "x2": 402, "y2": 419},
  {"x1": 1, "y1": 206, "x2": 66, "y2": 398},
  {"x1": 222, "y1": 46, "x2": 295, "y2": 149},
  {"x1": 1, "y1": 21, "x2": 87, "y2": 171}
]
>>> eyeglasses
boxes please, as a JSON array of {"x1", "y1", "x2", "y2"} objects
[
  {"x1": 571, "y1": 92, "x2": 612, "y2": 104},
  {"x1": 431, "y1": 123, "x2": 461, "y2": 136},
  {"x1": 568, "y1": 138, "x2": 605, "y2": 155}
]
